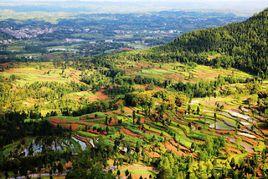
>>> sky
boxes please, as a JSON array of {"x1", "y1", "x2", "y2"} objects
[{"x1": 0, "y1": 0, "x2": 267, "y2": 15}]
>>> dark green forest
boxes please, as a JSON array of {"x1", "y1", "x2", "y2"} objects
[{"x1": 153, "y1": 8, "x2": 268, "y2": 78}]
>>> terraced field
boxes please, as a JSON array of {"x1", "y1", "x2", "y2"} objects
[
  {"x1": 1, "y1": 59, "x2": 267, "y2": 178},
  {"x1": 48, "y1": 87, "x2": 267, "y2": 178},
  {"x1": 0, "y1": 62, "x2": 109, "y2": 115}
]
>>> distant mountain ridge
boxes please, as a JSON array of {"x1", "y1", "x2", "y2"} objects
[{"x1": 0, "y1": 0, "x2": 267, "y2": 15}]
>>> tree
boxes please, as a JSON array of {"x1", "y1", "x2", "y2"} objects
[
  {"x1": 147, "y1": 99, "x2": 154, "y2": 116},
  {"x1": 187, "y1": 105, "x2": 191, "y2": 114},
  {"x1": 106, "y1": 116, "x2": 109, "y2": 125},
  {"x1": 132, "y1": 111, "x2": 136, "y2": 124},
  {"x1": 117, "y1": 170, "x2": 121, "y2": 178},
  {"x1": 127, "y1": 174, "x2": 133, "y2": 179},
  {"x1": 230, "y1": 158, "x2": 236, "y2": 169},
  {"x1": 57, "y1": 162, "x2": 64, "y2": 174},
  {"x1": 196, "y1": 105, "x2": 200, "y2": 115},
  {"x1": 214, "y1": 112, "x2": 217, "y2": 130},
  {"x1": 191, "y1": 143, "x2": 196, "y2": 152},
  {"x1": 137, "y1": 116, "x2": 141, "y2": 125},
  {"x1": 125, "y1": 169, "x2": 130, "y2": 176},
  {"x1": 66, "y1": 150, "x2": 115, "y2": 179}
]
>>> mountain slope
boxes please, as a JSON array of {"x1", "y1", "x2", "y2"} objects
[{"x1": 157, "y1": 8, "x2": 268, "y2": 78}]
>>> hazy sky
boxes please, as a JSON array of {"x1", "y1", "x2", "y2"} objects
[{"x1": 0, "y1": 0, "x2": 267, "y2": 15}]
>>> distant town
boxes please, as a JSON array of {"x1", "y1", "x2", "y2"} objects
[{"x1": 0, "y1": 11, "x2": 245, "y2": 58}]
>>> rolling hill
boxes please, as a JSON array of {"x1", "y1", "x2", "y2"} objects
[{"x1": 156, "y1": 8, "x2": 268, "y2": 78}]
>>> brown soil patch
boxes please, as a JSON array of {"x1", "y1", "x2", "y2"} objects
[
  {"x1": 261, "y1": 128, "x2": 268, "y2": 136},
  {"x1": 68, "y1": 70, "x2": 81, "y2": 83},
  {"x1": 49, "y1": 117, "x2": 90, "y2": 131},
  {"x1": 79, "y1": 115, "x2": 90, "y2": 121},
  {"x1": 50, "y1": 118, "x2": 68, "y2": 125},
  {"x1": 195, "y1": 71, "x2": 220, "y2": 81},
  {"x1": 0, "y1": 62, "x2": 11, "y2": 69},
  {"x1": 108, "y1": 118, "x2": 118, "y2": 126},
  {"x1": 140, "y1": 117, "x2": 145, "y2": 124},
  {"x1": 53, "y1": 176, "x2": 65, "y2": 179},
  {"x1": 170, "y1": 139, "x2": 190, "y2": 152},
  {"x1": 136, "y1": 61, "x2": 151, "y2": 70},
  {"x1": 240, "y1": 136, "x2": 258, "y2": 146},
  {"x1": 131, "y1": 173, "x2": 151, "y2": 179},
  {"x1": 147, "y1": 151, "x2": 160, "y2": 158},
  {"x1": 95, "y1": 90, "x2": 108, "y2": 100},
  {"x1": 216, "y1": 129, "x2": 235, "y2": 135},
  {"x1": 121, "y1": 128, "x2": 141, "y2": 138},
  {"x1": 123, "y1": 106, "x2": 133, "y2": 114},
  {"x1": 164, "y1": 141, "x2": 185, "y2": 156},
  {"x1": 86, "y1": 90, "x2": 108, "y2": 101},
  {"x1": 69, "y1": 123, "x2": 79, "y2": 130},
  {"x1": 64, "y1": 161, "x2": 72, "y2": 170},
  {"x1": 144, "y1": 128, "x2": 162, "y2": 136},
  {"x1": 167, "y1": 73, "x2": 184, "y2": 82},
  {"x1": 226, "y1": 146, "x2": 242, "y2": 154}
]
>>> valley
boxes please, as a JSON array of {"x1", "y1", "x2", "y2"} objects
[{"x1": 0, "y1": 6, "x2": 267, "y2": 179}]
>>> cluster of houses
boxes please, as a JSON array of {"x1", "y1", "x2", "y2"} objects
[
  {"x1": 0, "y1": 39, "x2": 12, "y2": 45},
  {"x1": 0, "y1": 27, "x2": 54, "y2": 39}
]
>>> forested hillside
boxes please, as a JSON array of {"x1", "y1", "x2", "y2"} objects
[{"x1": 157, "y1": 8, "x2": 268, "y2": 78}]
